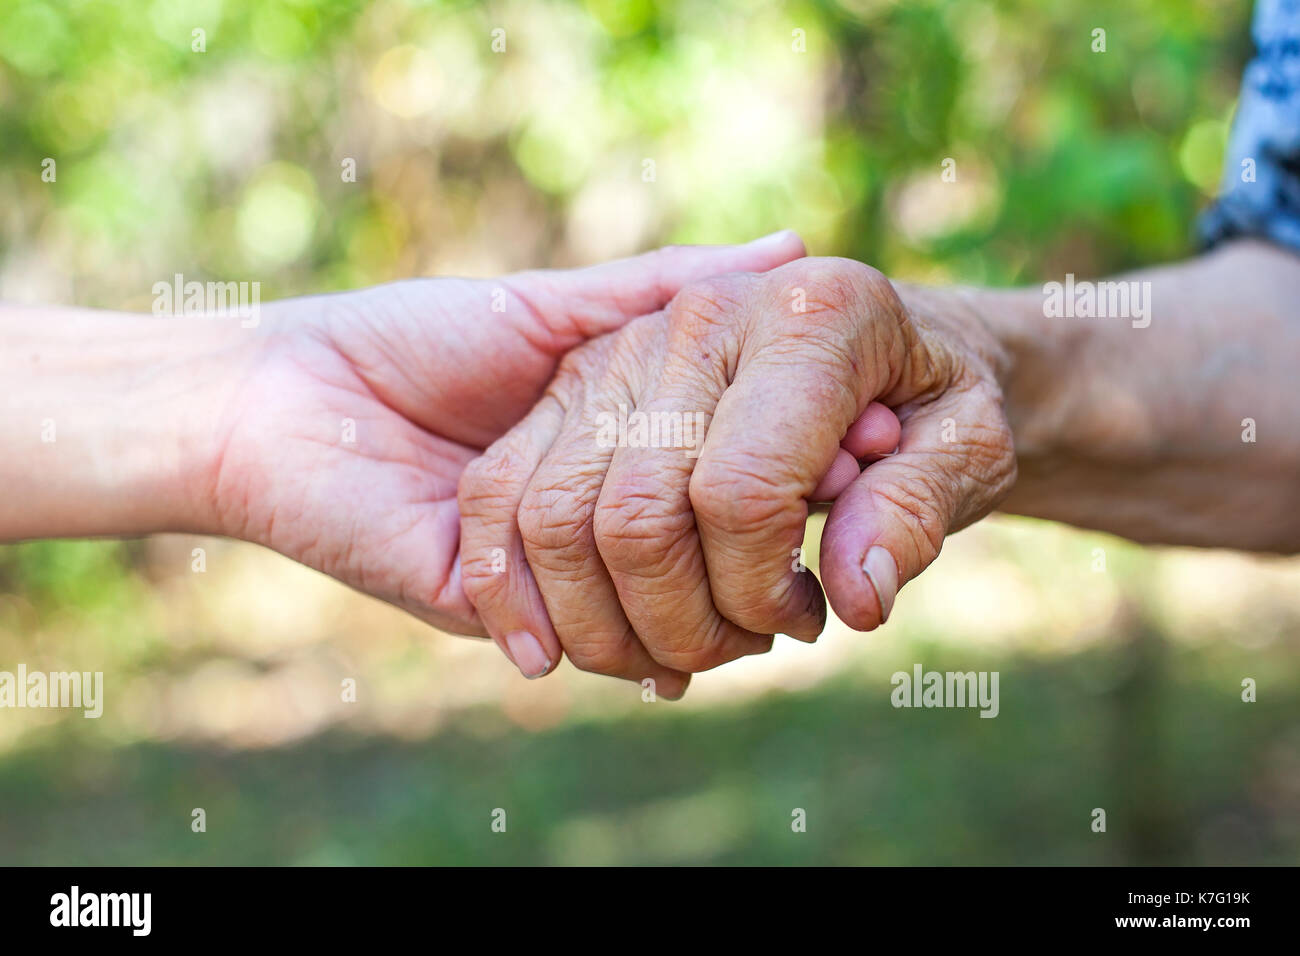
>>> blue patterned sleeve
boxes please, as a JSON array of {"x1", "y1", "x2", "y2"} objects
[{"x1": 1199, "y1": 0, "x2": 1300, "y2": 252}]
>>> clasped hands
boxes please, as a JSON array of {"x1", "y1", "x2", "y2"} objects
[{"x1": 211, "y1": 232, "x2": 1016, "y2": 697}]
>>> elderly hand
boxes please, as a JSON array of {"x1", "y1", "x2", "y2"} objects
[
  {"x1": 199, "y1": 235, "x2": 808, "y2": 636},
  {"x1": 458, "y1": 257, "x2": 1017, "y2": 694}
]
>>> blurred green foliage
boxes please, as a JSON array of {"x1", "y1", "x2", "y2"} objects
[
  {"x1": 0, "y1": 0, "x2": 1250, "y2": 301},
  {"x1": 4, "y1": 634, "x2": 1298, "y2": 865},
  {"x1": 2, "y1": 0, "x2": 1295, "y2": 866}
]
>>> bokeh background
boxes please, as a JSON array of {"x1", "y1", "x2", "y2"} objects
[{"x1": 2, "y1": 0, "x2": 1298, "y2": 864}]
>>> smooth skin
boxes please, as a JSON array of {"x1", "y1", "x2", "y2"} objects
[{"x1": 464, "y1": 239, "x2": 1300, "y2": 690}]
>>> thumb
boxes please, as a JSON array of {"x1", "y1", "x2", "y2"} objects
[
  {"x1": 510, "y1": 231, "x2": 806, "y2": 347},
  {"x1": 819, "y1": 394, "x2": 1014, "y2": 631}
]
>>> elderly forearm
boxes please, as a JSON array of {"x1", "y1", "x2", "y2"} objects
[
  {"x1": 0, "y1": 305, "x2": 257, "y2": 540},
  {"x1": 910, "y1": 240, "x2": 1300, "y2": 551}
]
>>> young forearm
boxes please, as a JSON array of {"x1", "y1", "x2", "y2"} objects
[
  {"x1": 0, "y1": 305, "x2": 260, "y2": 540},
  {"x1": 953, "y1": 239, "x2": 1300, "y2": 552}
]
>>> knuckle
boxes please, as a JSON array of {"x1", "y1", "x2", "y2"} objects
[
  {"x1": 830, "y1": 257, "x2": 895, "y2": 305},
  {"x1": 955, "y1": 378, "x2": 1017, "y2": 458},
  {"x1": 652, "y1": 631, "x2": 761, "y2": 674},
  {"x1": 659, "y1": 646, "x2": 723, "y2": 673},
  {"x1": 562, "y1": 636, "x2": 630, "y2": 677},
  {"x1": 517, "y1": 481, "x2": 592, "y2": 556},
  {"x1": 457, "y1": 446, "x2": 530, "y2": 513},
  {"x1": 550, "y1": 340, "x2": 612, "y2": 395},
  {"x1": 723, "y1": 582, "x2": 801, "y2": 632},
  {"x1": 950, "y1": 387, "x2": 1019, "y2": 523},
  {"x1": 872, "y1": 470, "x2": 949, "y2": 562},
  {"x1": 458, "y1": 549, "x2": 509, "y2": 605},
  {"x1": 645, "y1": 630, "x2": 722, "y2": 672},
  {"x1": 551, "y1": 348, "x2": 591, "y2": 388},
  {"x1": 782, "y1": 257, "x2": 897, "y2": 320},
  {"x1": 689, "y1": 455, "x2": 787, "y2": 532},
  {"x1": 667, "y1": 276, "x2": 745, "y2": 333},
  {"x1": 593, "y1": 476, "x2": 685, "y2": 569},
  {"x1": 963, "y1": 416, "x2": 1017, "y2": 486}
]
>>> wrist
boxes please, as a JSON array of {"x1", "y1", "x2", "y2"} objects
[
  {"x1": 889, "y1": 280, "x2": 1087, "y2": 502},
  {"x1": 155, "y1": 318, "x2": 275, "y2": 537},
  {"x1": 952, "y1": 285, "x2": 1082, "y2": 461},
  {"x1": 0, "y1": 305, "x2": 268, "y2": 540}
]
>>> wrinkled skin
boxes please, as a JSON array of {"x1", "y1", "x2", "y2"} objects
[
  {"x1": 458, "y1": 257, "x2": 1018, "y2": 696},
  {"x1": 204, "y1": 237, "x2": 810, "y2": 635}
]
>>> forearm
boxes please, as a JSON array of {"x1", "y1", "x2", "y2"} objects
[
  {"x1": 0, "y1": 305, "x2": 260, "y2": 540},
  {"x1": 916, "y1": 240, "x2": 1300, "y2": 552}
]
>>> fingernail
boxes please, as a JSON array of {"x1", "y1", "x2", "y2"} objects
[
  {"x1": 748, "y1": 229, "x2": 794, "y2": 247},
  {"x1": 862, "y1": 546, "x2": 899, "y2": 624},
  {"x1": 505, "y1": 630, "x2": 552, "y2": 679}
]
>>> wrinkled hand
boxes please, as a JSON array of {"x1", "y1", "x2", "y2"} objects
[
  {"x1": 203, "y1": 234, "x2": 807, "y2": 634},
  {"x1": 459, "y1": 257, "x2": 1017, "y2": 694}
]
